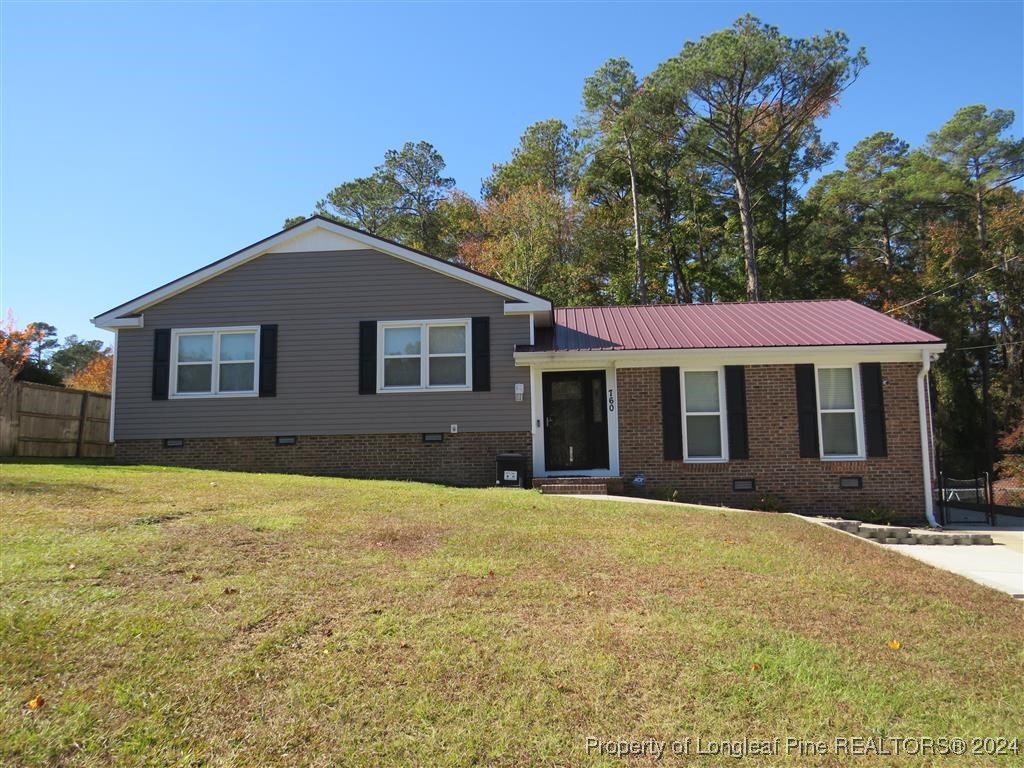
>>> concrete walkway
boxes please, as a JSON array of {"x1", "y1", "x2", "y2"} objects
[
  {"x1": 565, "y1": 493, "x2": 686, "y2": 506},
  {"x1": 803, "y1": 518, "x2": 1024, "y2": 598},
  {"x1": 889, "y1": 530, "x2": 1023, "y2": 598},
  {"x1": 564, "y1": 493, "x2": 761, "y2": 512},
  {"x1": 565, "y1": 495, "x2": 1024, "y2": 598},
  {"x1": 898, "y1": 523, "x2": 1024, "y2": 598}
]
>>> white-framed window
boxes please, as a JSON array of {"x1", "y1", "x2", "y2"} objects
[
  {"x1": 681, "y1": 368, "x2": 728, "y2": 462},
  {"x1": 170, "y1": 327, "x2": 259, "y2": 398},
  {"x1": 378, "y1": 319, "x2": 471, "y2": 392},
  {"x1": 816, "y1": 365, "x2": 865, "y2": 459}
]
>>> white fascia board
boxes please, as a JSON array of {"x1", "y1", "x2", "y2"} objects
[
  {"x1": 94, "y1": 316, "x2": 144, "y2": 331},
  {"x1": 514, "y1": 343, "x2": 947, "y2": 369},
  {"x1": 504, "y1": 300, "x2": 553, "y2": 315},
  {"x1": 92, "y1": 218, "x2": 551, "y2": 328}
]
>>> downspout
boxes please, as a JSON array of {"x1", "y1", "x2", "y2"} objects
[
  {"x1": 108, "y1": 329, "x2": 119, "y2": 444},
  {"x1": 918, "y1": 349, "x2": 939, "y2": 528}
]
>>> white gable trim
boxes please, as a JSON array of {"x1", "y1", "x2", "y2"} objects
[{"x1": 92, "y1": 217, "x2": 551, "y2": 330}]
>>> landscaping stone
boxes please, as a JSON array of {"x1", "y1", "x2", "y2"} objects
[{"x1": 816, "y1": 518, "x2": 999, "y2": 547}]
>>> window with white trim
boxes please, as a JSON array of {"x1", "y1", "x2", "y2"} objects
[
  {"x1": 379, "y1": 319, "x2": 470, "y2": 391},
  {"x1": 816, "y1": 366, "x2": 864, "y2": 458},
  {"x1": 171, "y1": 327, "x2": 258, "y2": 397},
  {"x1": 681, "y1": 368, "x2": 728, "y2": 462}
]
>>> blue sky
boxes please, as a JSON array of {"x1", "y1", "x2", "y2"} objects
[{"x1": 2, "y1": 1, "x2": 1021, "y2": 344}]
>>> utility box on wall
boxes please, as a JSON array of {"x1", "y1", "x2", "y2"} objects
[{"x1": 495, "y1": 453, "x2": 526, "y2": 488}]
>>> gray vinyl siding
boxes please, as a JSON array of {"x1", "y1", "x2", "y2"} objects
[{"x1": 113, "y1": 249, "x2": 532, "y2": 439}]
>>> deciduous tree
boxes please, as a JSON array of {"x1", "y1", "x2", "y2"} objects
[
  {"x1": 65, "y1": 351, "x2": 113, "y2": 393},
  {"x1": 0, "y1": 310, "x2": 34, "y2": 400}
]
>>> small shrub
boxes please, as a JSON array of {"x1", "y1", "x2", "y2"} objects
[
  {"x1": 644, "y1": 486, "x2": 680, "y2": 502},
  {"x1": 857, "y1": 505, "x2": 897, "y2": 525},
  {"x1": 751, "y1": 493, "x2": 788, "y2": 513}
]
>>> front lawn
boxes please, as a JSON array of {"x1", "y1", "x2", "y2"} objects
[{"x1": 2, "y1": 462, "x2": 1022, "y2": 766}]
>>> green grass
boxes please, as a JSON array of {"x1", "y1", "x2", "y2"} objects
[{"x1": 2, "y1": 461, "x2": 1022, "y2": 767}]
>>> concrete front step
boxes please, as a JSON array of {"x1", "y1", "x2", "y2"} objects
[
  {"x1": 539, "y1": 483, "x2": 609, "y2": 495},
  {"x1": 822, "y1": 520, "x2": 994, "y2": 546},
  {"x1": 534, "y1": 477, "x2": 624, "y2": 495}
]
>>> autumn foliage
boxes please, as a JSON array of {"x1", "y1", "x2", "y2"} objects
[
  {"x1": 0, "y1": 310, "x2": 38, "y2": 399},
  {"x1": 65, "y1": 352, "x2": 113, "y2": 394},
  {"x1": 995, "y1": 418, "x2": 1024, "y2": 485}
]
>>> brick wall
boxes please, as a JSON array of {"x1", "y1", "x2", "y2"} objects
[
  {"x1": 617, "y1": 363, "x2": 928, "y2": 522},
  {"x1": 116, "y1": 431, "x2": 531, "y2": 487}
]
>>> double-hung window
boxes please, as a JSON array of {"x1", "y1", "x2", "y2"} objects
[
  {"x1": 171, "y1": 327, "x2": 258, "y2": 397},
  {"x1": 379, "y1": 319, "x2": 470, "y2": 391},
  {"x1": 681, "y1": 369, "x2": 728, "y2": 462},
  {"x1": 816, "y1": 366, "x2": 864, "y2": 459}
]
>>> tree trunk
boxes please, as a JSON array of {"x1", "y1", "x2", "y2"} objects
[
  {"x1": 975, "y1": 187, "x2": 987, "y2": 253},
  {"x1": 881, "y1": 217, "x2": 895, "y2": 270},
  {"x1": 980, "y1": 344, "x2": 996, "y2": 476},
  {"x1": 669, "y1": 248, "x2": 690, "y2": 304},
  {"x1": 780, "y1": 153, "x2": 791, "y2": 268},
  {"x1": 734, "y1": 176, "x2": 761, "y2": 301},
  {"x1": 689, "y1": 189, "x2": 709, "y2": 302},
  {"x1": 624, "y1": 141, "x2": 646, "y2": 303}
]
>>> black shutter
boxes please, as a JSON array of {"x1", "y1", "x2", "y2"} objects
[
  {"x1": 259, "y1": 324, "x2": 278, "y2": 397},
  {"x1": 358, "y1": 321, "x2": 376, "y2": 395},
  {"x1": 152, "y1": 329, "x2": 171, "y2": 400},
  {"x1": 724, "y1": 365, "x2": 749, "y2": 460},
  {"x1": 660, "y1": 367, "x2": 683, "y2": 460},
  {"x1": 860, "y1": 362, "x2": 888, "y2": 457},
  {"x1": 472, "y1": 317, "x2": 490, "y2": 391},
  {"x1": 795, "y1": 364, "x2": 820, "y2": 458}
]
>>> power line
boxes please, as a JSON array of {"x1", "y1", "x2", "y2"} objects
[
  {"x1": 951, "y1": 338, "x2": 1024, "y2": 353},
  {"x1": 884, "y1": 254, "x2": 1021, "y2": 315}
]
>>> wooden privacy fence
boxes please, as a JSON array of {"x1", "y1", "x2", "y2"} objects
[{"x1": 0, "y1": 381, "x2": 114, "y2": 458}]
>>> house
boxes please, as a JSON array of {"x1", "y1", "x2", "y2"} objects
[{"x1": 93, "y1": 216, "x2": 946, "y2": 523}]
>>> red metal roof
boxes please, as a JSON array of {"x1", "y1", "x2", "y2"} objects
[{"x1": 527, "y1": 300, "x2": 941, "y2": 352}]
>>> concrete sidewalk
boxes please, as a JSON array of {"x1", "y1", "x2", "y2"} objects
[
  {"x1": 807, "y1": 518, "x2": 1024, "y2": 598},
  {"x1": 898, "y1": 524, "x2": 1024, "y2": 598},
  {"x1": 566, "y1": 495, "x2": 1024, "y2": 599},
  {"x1": 890, "y1": 533, "x2": 1023, "y2": 597}
]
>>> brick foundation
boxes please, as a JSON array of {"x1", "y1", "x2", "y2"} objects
[
  {"x1": 115, "y1": 431, "x2": 532, "y2": 487},
  {"x1": 617, "y1": 364, "x2": 928, "y2": 523}
]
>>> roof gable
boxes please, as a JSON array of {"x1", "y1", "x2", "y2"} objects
[{"x1": 93, "y1": 216, "x2": 551, "y2": 329}]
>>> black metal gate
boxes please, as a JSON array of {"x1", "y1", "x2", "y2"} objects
[{"x1": 936, "y1": 472, "x2": 995, "y2": 526}]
